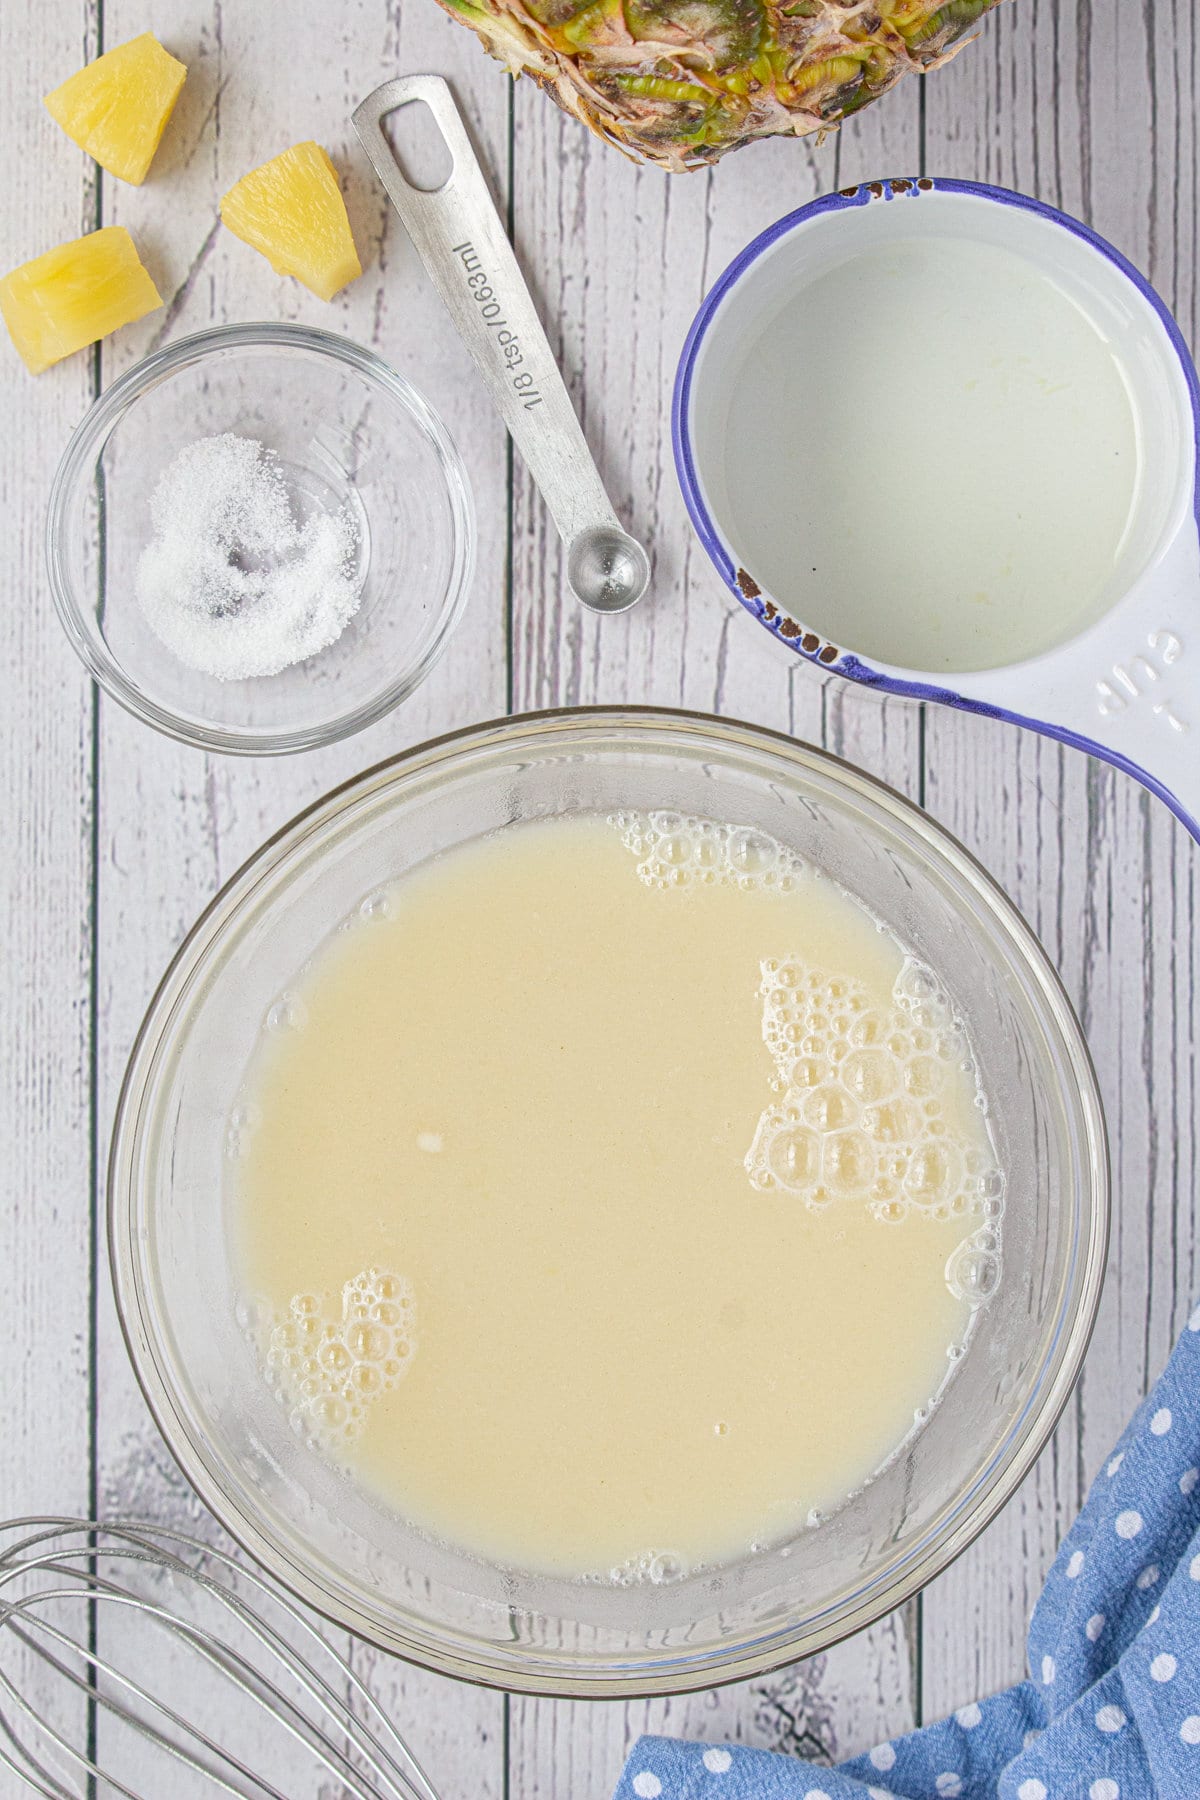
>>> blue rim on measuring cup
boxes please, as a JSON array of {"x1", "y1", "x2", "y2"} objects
[{"x1": 672, "y1": 178, "x2": 1200, "y2": 845}]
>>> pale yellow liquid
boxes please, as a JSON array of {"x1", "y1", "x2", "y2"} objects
[{"x1": 234, "y1": 815, "x2": 1002, "y2": 1579}]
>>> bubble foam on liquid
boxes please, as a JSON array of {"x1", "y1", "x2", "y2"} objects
[
  {"x1": 609, "y1": 811, "x2": 808, "y2": 893},
  {"x1": 605, "y1": 1549, "x2": 688, "y2": 1587},
  {"x1": 945, "y1": 1230, "x2": 1002, "y2": 1306},
  {"x1": 744, "y1": 954, "x2": 1004, "y2": 1297},
  {"x1": 262, "y1": 1268, "x2": 416, "y2": 1451},
  {"x1": 609, "y1": 810, "x2": 1006, "y2": 1308},
  {"x1": 265, "y1": 992, "x2": 307, "y2": 1035}
]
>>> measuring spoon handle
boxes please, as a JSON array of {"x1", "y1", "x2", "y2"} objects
[{"x1": 353, "y1": 76, "x2": 648, "y2": 611}]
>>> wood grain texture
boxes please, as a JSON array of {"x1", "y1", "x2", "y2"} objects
[
  {"x1": 0, "y1": 0, "x2": 97, "y2": 1509},
  {"x1": 1, "y1": 0, "x2": 1195, "y2": 1793},
  {"x1": 0, "y1": 0, "x2": 100, "y2": 1761},
  {"x1": 918, "y1": 0, "x2": 1200, "y2": 1718}
]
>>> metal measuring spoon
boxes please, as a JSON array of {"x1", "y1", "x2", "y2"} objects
[{"x1": 354, "y1": 76, "x2": 650, "y2": 616}]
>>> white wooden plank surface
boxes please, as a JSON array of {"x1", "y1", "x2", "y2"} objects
[
  {"x1": 918, "y1": 0, "x2": 1200, "y2": 1719},
  {"x1": 1, "y1": 1, "x2": 1196, "y2": 1795},
  {"x1": 0, "y1": 0, "x2": 100, "y2": 1762}
]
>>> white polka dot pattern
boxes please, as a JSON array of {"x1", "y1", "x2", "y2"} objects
[
  {"x1": 1136, "y1": 1564, "x2": 1160, "y2": 1590},
  {"x1": 1095, "y1": 1704, "x2": 1126, "y2": 1734},
  {"x1": 1115, "y1": 1510, "x2": 1143, "y2": 1539},
  {"x1": 1041, "y1": 1654, "x2": 1055, "y2": 1684},
  {"x1": 1182, "y1": 1716, "x2": 1200, "y2": 1746},
  {"x1": 868, "y1": 1743, "x2": 895, "y2": 1771},
  {"x1": 1067, "y1": 1549, "x2": 1085, "y2": 1578},
  {"x1": 955, "y1": 1703, "x2": 981, "y2": 1729},
  {"x1": 1151, "y1": 1652, "x2": 1177, "y2": 1682},
  {"x1": 1151, "y1": 1407, "x2": 1173, "y2": 1435},
  {"x1": 1086, "y1": 1613, "x2": 1106, "y2": 1641},
  {"x1": 1017, "y1": 1781, "x2": 1047, "y2": 1800},
  {"x1": 934, "y1": 1775, "x2": 962, "y2": 1798},
  {"x1": 632, "y1": 1776, "x2": 661, "y2": 1798},
  {"x1": 1181, "y1": 1467, "x2": 1198, "y2": 1496},
  {"x1": 702, "y1": 1748, "x2": 732, "y2": 1774},
  {"x1": 1090, "y1": 1781, "x2": 1119, "y2": 1800}
]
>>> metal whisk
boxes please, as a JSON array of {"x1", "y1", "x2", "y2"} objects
[{"x1": 0, "y1": 1518, "x2": 442, "y2": 1800}]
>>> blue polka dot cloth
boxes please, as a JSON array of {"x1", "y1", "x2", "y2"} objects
[{"x1": 615, "y1": 1301, "x2": 1200, "y2": 1800}]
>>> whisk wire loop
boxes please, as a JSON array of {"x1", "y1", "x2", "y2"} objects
[
  {"x1": 0, "y1": 1518, "x2": 442, "y2": 1800},
  {"x1": 0, "y1": 1592, "x2": 282, "y2": 1800}
]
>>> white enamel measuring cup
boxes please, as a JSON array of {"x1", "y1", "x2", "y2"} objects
[{"x1": 674, "y1": 179, "x2": 1200, "y2": 842}]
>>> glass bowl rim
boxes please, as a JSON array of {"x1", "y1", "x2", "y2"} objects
[
  {"x1": 45, "y1": 320, "x2": 477, "y2": 756},
  {"x1": 108, "y1": 704, "x2": 1110, "y2": 1696}
]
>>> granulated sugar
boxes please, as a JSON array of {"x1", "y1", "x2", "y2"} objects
[{"x1": 136, "y1": 433, "x2": 364, "y2": 680}]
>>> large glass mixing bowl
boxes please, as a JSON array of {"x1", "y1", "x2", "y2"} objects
[{"x1": 109, "y1": 709, "x2": 1108, "y2": 1696}]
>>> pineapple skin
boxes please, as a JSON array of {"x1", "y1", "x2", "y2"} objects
[
  {"x1": 44, "y1": 33, "x2": 187, "y2": 186},
  {"x1": 436, "y1": 0, "x2": 1003, "y2": 170},
  {"x1": 220, "y1": 143, "x2": 362, "y2": 303},
  {"x1": 0, "y1": 227, "x2": 162, "y2": 376}
]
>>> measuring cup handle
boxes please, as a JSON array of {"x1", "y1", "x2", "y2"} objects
[
  {"x1": 352, "y1": 76, "x2": 620, "y2": 548},
  {"x1": 962, "y1": 523, "x2": 1200, "y2": 843}
]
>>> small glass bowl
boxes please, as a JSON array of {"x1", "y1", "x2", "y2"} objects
[{"x1": 47, "y1": 323, "x2": 475, "y2": 755}]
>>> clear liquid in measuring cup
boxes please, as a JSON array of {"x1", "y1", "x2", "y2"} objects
[{"x1": 718, "y1": 236, "x2": 1141, "y2": 673}]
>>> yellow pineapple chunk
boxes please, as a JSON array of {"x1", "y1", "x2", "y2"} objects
[
  {"x1": 45, "y1": 34, "x2": 187, "y2": 186},
  {"x1": 0, "y1": 227, "x2": 161, "y2": 375},
  {"x1": 220, "y1": 143, "x2": 361, "y2": 303}
]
